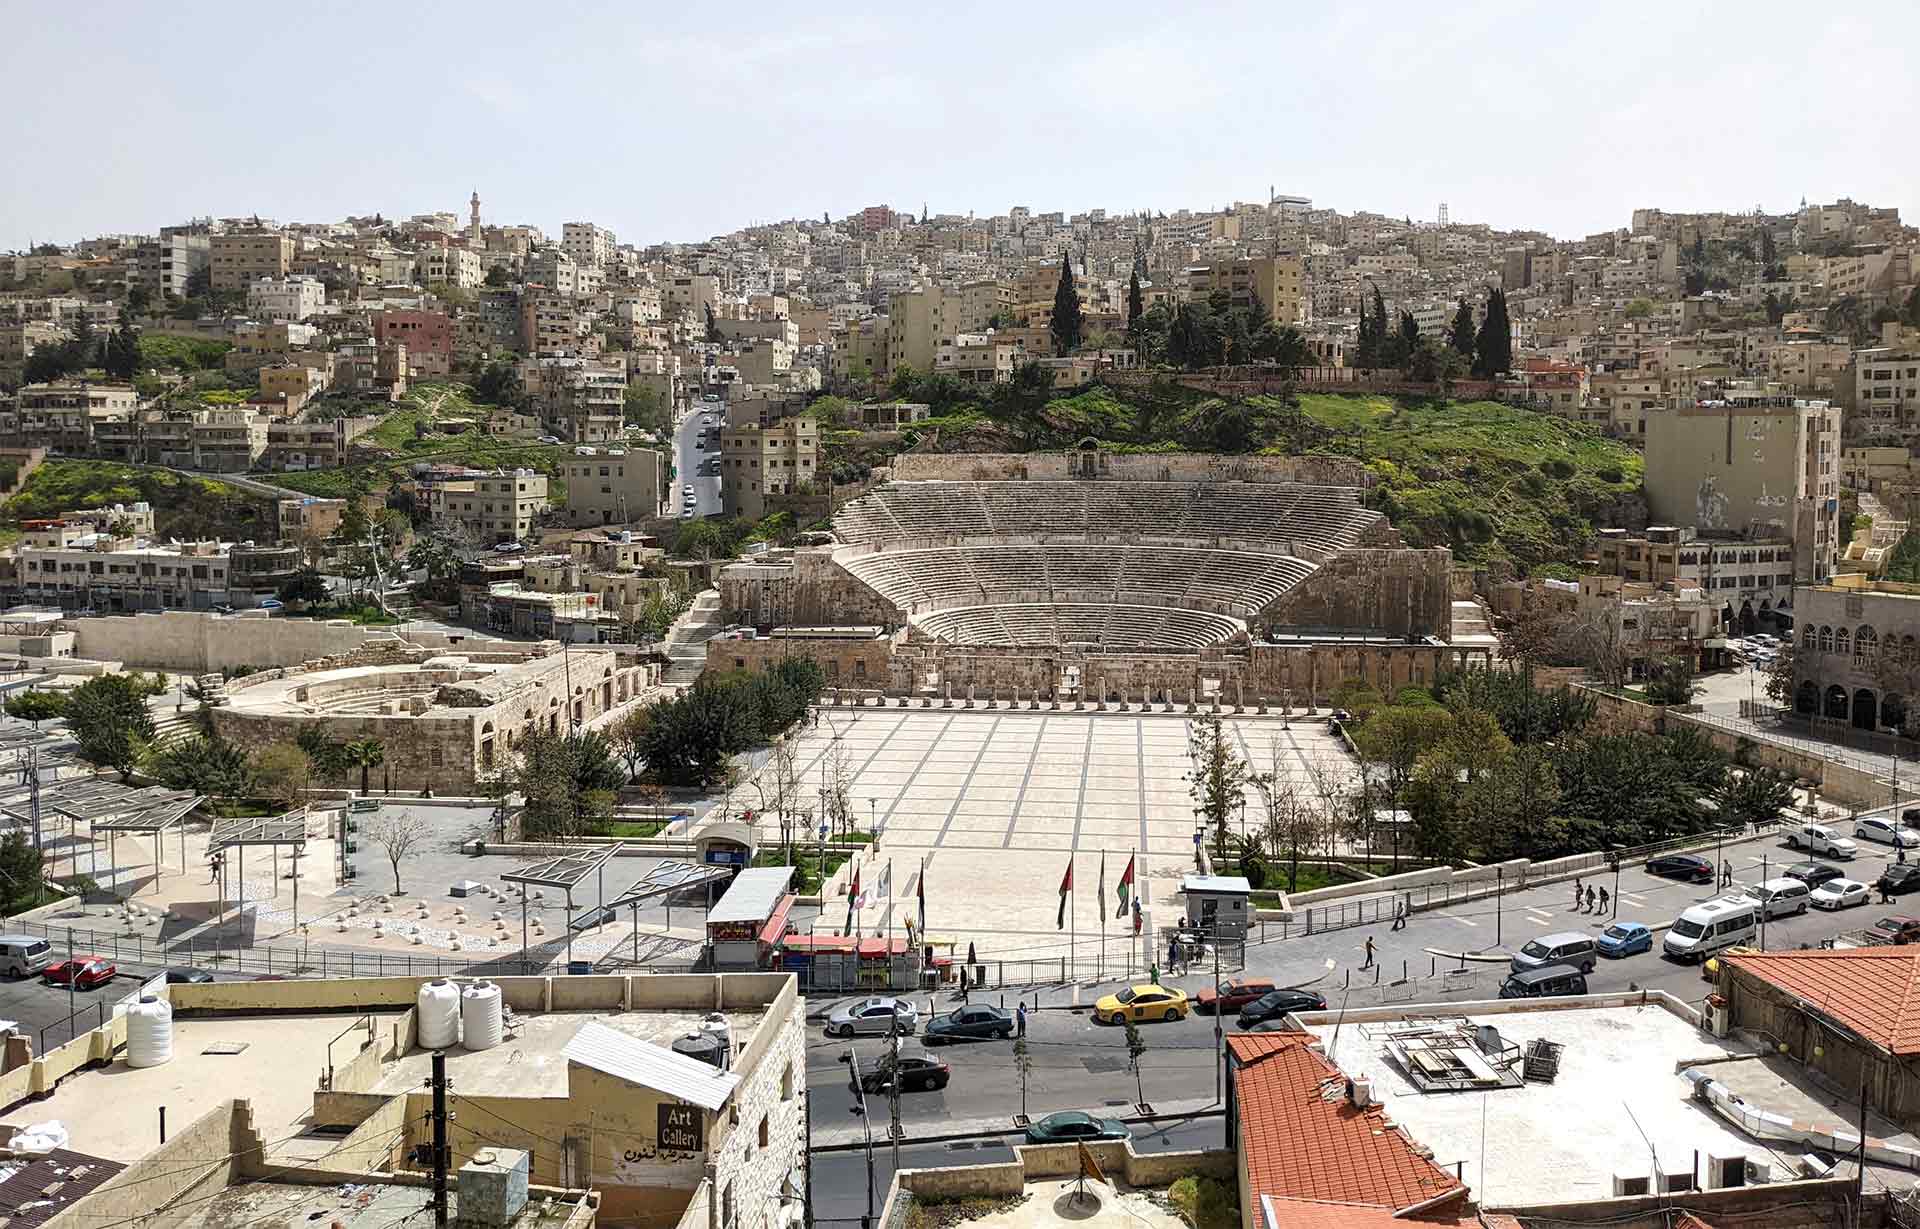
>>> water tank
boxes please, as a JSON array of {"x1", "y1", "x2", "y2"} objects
[
  {"x1": 417, "y1": 979, "x2": 461, "y2": 1049},
  {"x1": 461, "y1": 980, "x2": 504, "y2": 1051},
  {"x1": 671, "y1": 1032, "x2": 727, "y2": 1071},
  {"x1": 126, "y1": 995, "x2": 173, "y2": 1068},
  {"x1": 698, "y1": 1013, "x2": 733, "y2": 1068}
]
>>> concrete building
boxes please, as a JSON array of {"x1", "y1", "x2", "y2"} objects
[
  {"x1": 418, "y1": 241, "x2": 482, "y2": 289},
  {"x1": 560, "y1": 446, "x2": 665, "y2": 527},
  {"x1": 14, "y1": 530, "x2": 269, "y2": 610},
  {"x1": 561, "y1": 221, "x2": 617, "y2": 269},
  {"x1": 130, "y1": 228, "x2": 210, "y2": 300},
  {"x1": 521, "y1": 355, "x2": 625, "y2": 443},
  {"x1": 427, "y1": 468, "x2": 550, "y2": 545},
  {"x1": 720, "y1": 417, "x2": 818, "y2": 520},
  {"x1": 936, "y1": 332, "x2": 1021, "y2": 384},
  {"x1": 1185, "y1": 254, "x2": 1308, "y2": 325},
  {"x1": 208, "y1": 231, "x2": 293, "y2": 293},
  {"x1": 245, "y1": 275, "x2": 325, "y2": 322},
  {"x1": 374, "y1": 309, "x2": 455, "y2": 378},
  {"x1": 885, "y1": 286, "x2": 953, "y2": 376},
  {"x1": 521, "y1": 290, "x2": 580, "y2": 353},
  {"x1": 0, "y1": 320, "x2": 67, "y2": 364},
  {"x1": 1852, "y1": 347, "x2": 1920, "y2": 442},
  {"x1": 1642, "y1": 393, "x2": 1842, "y2": 585},
  {"x1": 665, "y1": 274, "x2": 719, "y2": 322},
  {"x1": 4, "y1": 381, "x2": 135, "y2": 452},
  {"x1": 1790, "y1": 576, "x2": 1920, "y2": 732},
  {"x1": 1593, "y1": 526, "x2": 1796, "y2": 630},
  {"x1": 190, "y1": 408, "x2": 268, "y2": 472},
  {"x1": 264, "y1": 415, "x2": 375, "y2": 470}
]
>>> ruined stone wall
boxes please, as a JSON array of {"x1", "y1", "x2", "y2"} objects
[
  {"x1": 211, "y1": 706, "x2": 482, "y2": 793},
  {"x1": 1261, "y1": 549, "x2": 1453, "y2": 638},
  {"x1": 64, "y1": 610, "x2": 466, "y2": 674},
  {"x1": 717, "y1": 548, "x2": 901, "y2": 629},
  {"x1": 704, "y1": 633, "x2": 894, "y2": 688},
  {"x1": 889, "y1": 451, "x2": 1372, "y2": 488}
]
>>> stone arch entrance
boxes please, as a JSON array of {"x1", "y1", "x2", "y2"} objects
[
  {"x1": 1795, "y1": 680, "x2": 1817, "y2": 714},
  {"x1": 1739, "y1": 601, "x2": 1756, "y2": 635},
  {"x1": 1824, "y1": 685, "x2": 1849, "y2": 721},
  {"x1": 1854, "y1": 688, "x2": 1879, "y2": 731}
]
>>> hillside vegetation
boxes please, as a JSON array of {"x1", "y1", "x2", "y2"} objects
[{"x1": 0, "y1": 460, "x2": 270, "y2": 541}]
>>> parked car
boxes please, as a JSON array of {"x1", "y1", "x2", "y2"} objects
[
  {"x1": 0, "y1": 936, "x2": 52, "y2": 978},
  {"x1": 164, "y1": 967, "x2": 214, "y2": 984},
  {"x1": 1023, "y1": 1111, "x2": 1131, "y2": 1145},
  {"x1": 1868, "y1": 915, "x2": 1920, "y2": 944},
  {"x1": 924, "y1": 1005, "x2": 1013, "y2": 1044},
  {"x1": 1092, "y1": 984, "x2": 1190, "y2": 1025},
  {"x1": 255, "y1": 597, "x2": 283, "y2": 611},
  {"x1": 1646, "y1": 853, "x2": 1715, "y2": 884},
  {"x1": 1781, "y1": 862, "x2": 1846, "y2": 889},
  {"x1": 1739, "y1": 877, "x2": 1813, "y2": 919},
  {"x1": 1235, "y1": 989, "x2": 1328, "y2": 1028},
  {"x1": 1879, "y1": 865, "x2": 1920, "y2": 897},
  {"x1": 859, "y1": 1054, "x2": 950, "y2": 1093},
  {"x1": 825, "y1": 996, "x2": 918, "y2": 1038},
  {"x1": 1596, "y1": 921, "x2": 1653, "y2": 957},
  {"x1": 1510, "y1": 932, "x2": 1598, "y2": 975},
  {"x1": 1855, "y1": 817, "x2": 1920, "y2": 849},
  {"x1": 1194, "y1": 978, "x2": 1277, "y2": 1015},
  {"x1": 537, "y1": 435, "x2": 561, "y2": 445},
  {"x1": 1811, "y1": 879, "x2": 1870, "y2": 911},
  {"x1": 1499, "y1": 964, "x2": 1588, "y2": 999},
  {"x1": 43, "y1": 956, "x2": 115, "y2": 989},
  {"x1": 493, "y1": 541, "x2": 525, "y2": 554},
  {"x1": 1787, "y1": 824, "x2": 1857, "y2": 859}
]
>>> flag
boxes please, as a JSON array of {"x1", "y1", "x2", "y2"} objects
[
  {"x1": 1115, "y1": 854, "x2": 1136, "y2": 918},
  {"x1": 845, "y1": 866, "x2": 861, "y2": 932},
  {"x1": 1097, "y1": 852, "x2": 1107, "y2": 918},
  {"x1": 916, "y1": 857, "x2": 926, "y2": 934},
  {"x1": 874, "y1": 860, "x2": 892, "y2": 903},
  {"x1": 1057, "y1": 859, "x2": 1074, "y2": 930}
]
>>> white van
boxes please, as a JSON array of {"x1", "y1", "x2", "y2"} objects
[
  {"x1": 0, "y1": 935, "x2": 52, "y2": 978},
  {"x1": 1744, "y1": 877, "x2": 1812, "y2": 919},
  {"x1": 1662, "y1": 899, "x2": 1759, "y2": 961}
]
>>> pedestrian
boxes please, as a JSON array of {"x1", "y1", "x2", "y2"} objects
[
  {"x1": 1721, "y1": 861, "x2": 1734, "y2": 887},
  {"x1": 1881, "y1": 877, "x2": 1896, "y2": 905},
  {"x1": 1363, "y1": 936, "x2": 1375, "y2": 968},
  {"x1": 1584, "y1": 886, "x2": 1597, "y2": 913},
  {"x1": 1572, "y1": 877, "x2": 1583, "y2": 910},
  {"x1": 1148, "y1": 961, "x2": 1159, "y2": 985},
  {"x1": 1900, "y1": 844, "x2": 1908, "y2": 866},
  {"x1": 1391, "y1": 899, "x2": 1407, "y2": 931},
  {"x1": 1016, "y1": 1001, "x2": 1027, "y2": 1037},
  {"x1": 1598, "y1": 887, "x2": 1610, "y2": 914},
  {"x1": 1169, "y1": 937, "x2": 1181, "y2": 975}
]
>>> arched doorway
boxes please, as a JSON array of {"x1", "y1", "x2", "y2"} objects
[
  {"x1": 1854, "y1": 689, "x2": 1879, "y2": 731},
  {"x1": 1795, "y1": 680, "x2": 1818, "y2": 714},
  {"x1": 1885, "y1": 693, "x2": 1908, "y2": 734},
  {"x1": 1825, "y1": 686, "x2": 1849, "y2": 720},
  {"x1": 1739, "y1": 601, "x2": 1756, "y2": 635}
]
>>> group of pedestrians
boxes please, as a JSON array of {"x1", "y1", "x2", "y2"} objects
[{"x1": 1570, "y1": 878, "x2": 1610, "y2": 914}]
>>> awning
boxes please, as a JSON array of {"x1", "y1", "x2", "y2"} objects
[{"x1": 756, "y1": 894, "x2": 796, "y2": 947}]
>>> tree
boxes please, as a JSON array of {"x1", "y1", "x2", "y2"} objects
[
  {"x1": 1448, "y1": 298, "x2": 1476, "y2": 357},
  {"x1": 611, "y1": 706, "x2": 653, "y2": 781},
  {"x1": 1012, "y1": 1031, "x2": 1034, "y2": 1118},
  {"x1": 278, "y1": 569, "x2": 331, "y2": 608},
  {"x1": 1126, "y1": 270, "x2": 1144, "y2": 332},
  {"x1": 1905, "y1": 286, "x2": 1920, "y2": 329},
  {"x1": 251, "y1": 743, "x2": 312, "y2": 811},
  {"x1": 1123, "y1": 1013, "x2": 1148, "y2": 1107},
  {"x1": 1353, "y1": 705, "x2": 1455, "y2": 853},
  {"x1": 1643, "y1": 656, "x2": 1699, "y2": 707},
  {"x1": 484, "y1": 265, "x2": 510, "y2": 288},
  {"x1": 1049, "y1": 251, "x2": 1084, "y2": 355},
  {"x1": 508, "y1": 727, "x2": 625, "y2": 838},
  {"x1": 755, "y1": 735, "x2": 806, "y2": 865},
  {"x1": 1248, "y1": 749, "x2": 1321, "y2": 893},
  {"x1": 1186, "y1": 714, "x2": 1250, "y2": 864},
  {"x1": 343, "y1": 737, "x2": 386, "y2": 796},
  {"x1": 3, "y1": 690, "x2": 67, "y2": 728},
  {"x1": 1716, "y1": 766, "x2": 1795, "y2": 832},
  {"x1": 65, "y1": 674, "x2": 157, "y2": 781},
  {"x1": 145, "y1": 734, "x2": 252, "y2": 797},
  {"x1": 0, "y1": 832, "x2": 46, "y2": 915},
  {"x1": 366, "y1": 807, "x2": 430, "y2": 893},
  {"x1": 623, "y1": 383, "x2": 668, "y2": 433},
  {"x1": 1762, "y1": 642, "x2": 1799, "y2": 708},
  {"x1": 1471, "y1": 288, "x2": 1512, "y2": 378},
  {"x1": 102, "y1": 314, "x2": 142, "y2": 381}
]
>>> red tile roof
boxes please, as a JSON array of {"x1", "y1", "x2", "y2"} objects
[
  {"x1": 1256, "y1": 1197, "x2": 1486, "y2": 1228},
  {"x1": 1230, "y1": 1033, "x2": 1468, "y2": 1217},
  {"x1": 1725, "y1": 948, "x2": 1920, "y2": 1054}
]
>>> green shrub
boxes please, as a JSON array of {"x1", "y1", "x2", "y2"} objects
[{"x1": 1168, "y1": 1175, "x2": 1238, "y2": 1229}]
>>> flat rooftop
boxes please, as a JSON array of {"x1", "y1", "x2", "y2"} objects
[
  {"x1": 199, "y1": 1178, "x2": 589, "y2": 1229},
  {"x1": 371, "y1": 1007, "x2": 764, "y2": 1098},
  {"x1": 0, "y1": 1013, "x2": 377, "y2": 1162}
]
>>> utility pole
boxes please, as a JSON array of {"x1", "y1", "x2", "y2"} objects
[
  {"x1": 846, "y1": 1047, "x2": 875, "y2": 1229},
  {"x1": 887, "y1": 1025, "x2": 903, "y2": 1173},
  {"x1": 428, "y1": 1051, "x2": 451, "y2": 1225},
  {"x1": 1212, "y1": 921, "x2": 1224, "y2": 1104}
]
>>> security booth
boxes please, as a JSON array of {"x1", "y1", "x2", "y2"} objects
[
  {"x1": 694, "y1": 821, "x2": 757, "y2": 874},
  {"x1": 1181, "y1": 874, "x2": 1251, "y2": 939},
  {"x1": 704, "y1": 866, "x2": 794, "y2": 970}
]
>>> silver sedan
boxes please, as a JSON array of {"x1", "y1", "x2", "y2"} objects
[{"x1": 825, "y1": 996, "x2": 919, "y2": 1038}]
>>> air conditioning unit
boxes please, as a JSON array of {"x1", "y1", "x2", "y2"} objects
[
  {"x1": 1659, "y1": 1172, "x2": 1697, "y2": 1194},
  {"x1": 1706, "y1": 1153, "x2": 1748, "y2": 1189},
  {"x1": 1797, "y1": 1153, "x2": 1838, "y2": 1180},
  {"x1": 1349, "y1": 1078, "x2": 1375, "y2": 1108},
  {"x1": 1745, "y1": 1158, "x2": 1776, "y2": 1185},
  {"x1": 1611, "y1": 1174, "x2": 1651, "y2": 1197}
]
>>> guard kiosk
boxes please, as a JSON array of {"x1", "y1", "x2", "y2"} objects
[{"x1": 1180, "y1": 874, "x2": 1251, "y2": 939}]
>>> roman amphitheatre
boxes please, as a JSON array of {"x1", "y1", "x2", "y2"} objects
[{"x1": 706, "y1": 448, "x2": 1495, "y2": 962}]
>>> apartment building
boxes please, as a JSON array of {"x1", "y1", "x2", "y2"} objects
[
  {"x1": 264, "y1": 416, "x2": 375, "y2": 470},
  {"x1": 4, "y1": 382, "x2": 136, "y2": 452},
  {"x1": 335, "y1": 341, "x2": 409, "y2": 401},
  {"x1": 728, "y1": 338, "x2": 795, "y2": 385},
  {"x1": 559, "y1": 446, "x2": 664, "y2": 527},
  {"x1": 427, "y1": 468, "x2": 550, "y2": 545},
  {"x1": 246, "y1": 275, "x2": 325, "y2": 322},
  {"x1": 526, "y1": 250, "x2": 579, "y2": 296},
  {"x1": 0, "y1": 321, "x2": 67, "y2": 364},
  {"x1": 374, "y1": 309, "x2": 454, "y2": 377},
  {"x1": 521, "y1": 355, "x2": 625, "y2": 442},
  {"x1": 1588, "y1": 371, "x2": 1665, "y2": 438},
  {"x1": 665, "y1": 274, "x2": 719, "y2": 321},
  {"x1": 834, "y1": 316, "x2": 888, "y2": 382},
  {"x1": 256, "y1": 363, "x2": 327, "y2": 414},
  {"x1": 936, "y1": 332, "x2": 1021, "y2": 384},
  {"x1": 1852, "y1": 348, "x2": 1920, "y2": 441},
  {"x1": 560, "y1": 222, "x2": 617, "y2": 269},
  {"x1": 1184, "y1": 254, "x2": 1308, "y2": 325},
  {"x1": 886, "y1": 287, "x2": 953, "y2": 375},
  {"x1": 15, "y1": 530, "x2": 243, "y2": 611},
  {"x1": 130, "y1": 229, "x2": 210, "y2": 300},
  {"x1": 1643, "y1": 392, "x2": 1842, "y2": 584},
  {"x1": 521, "y1": 291, "x2": 580, "y2": 353},
  {"x1": 1765, "y1": 340, "x2": 1851, "y2": 396},
  {"x1": 1594, "y1": 526, "x2": 1795, "y2": 627},
  {"x1": 209, "y1": 231, "x2": 293, "y2": 293},
  {"x1": 418, "y1": 243, "x2": 482, "y2": 289},
  {"x1": 190, "y1": 409, "x2": 268, "y2": 473},
  {"x1": 721, "y1": 417, "x2": 818, "y2": 520},
  {"x1": 224, "y1": 321, "x2": 320, "y2": 376},
  {"x1": 956, "y1": 279, "x2": 1013, "y2": 331}
]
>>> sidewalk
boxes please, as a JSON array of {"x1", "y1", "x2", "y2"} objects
[{"x1": 810, "y1": 1095, "x2": 1222, "y2": 1149}]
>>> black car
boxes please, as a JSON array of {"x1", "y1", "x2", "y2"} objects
[
  {"x1": 1879, "y1": 865, "x2": 1920, "y2": 896},
  {"x1": 859, "y1": 1055, "x2": 950, "y2": 1093},
  {"x1": 924, "y1": 1005, "x2": 1014, "y2": 1044},
  {"x1": 1647, "y1": 853, "x2": 1715, "y2": 884},
  {"x1": 164, "y1": 968, "x2": 214, "y2": 984},
  {"x1": 1236, "y1": 989, "x2": 1328, "y2": 1028},
  {"x1": 1782, "y1": 862, "x2": 1845, "y2": 889}
]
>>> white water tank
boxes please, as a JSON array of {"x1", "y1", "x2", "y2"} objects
[
  {"x1": 461, "y1": 981, "x2": 504, "y2": 1051},
  {"x1": 126, "y1": 995, "x2": 173, "y2": 1068},
  {"x1": 698, "y1": 1012, "x2": 733, "y2": 1067},
  {"x1": 418, "y1": 979, "x2": 461, "y2": 1049}
]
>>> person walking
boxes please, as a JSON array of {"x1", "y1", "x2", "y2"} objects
[
  {"x1": 1598, "y1": 886, "x2": 1611, "y2": 915},
  {"x1": 1363, "y1": 936, "x2": 1376, "y2": 968},
  {"x1": 1584, "y1": 886, "x2": 1597, "y2": 913},
  {"x1": 1721, "y1": 861, "x2": 1734, "y2": 888},
  {"x1": 1016, "y1": 1002, "x2": 1027, "y2": 1037},
  {"x1": 1572, "y1": 878, "x2": 1583, "y2": 910},
  {"x1": 1148, "y1": 961, "x2": 1159, "y2": 985},
  {"x1": 1391, "y1": 899, "x2": 1408, "y2": 931}
]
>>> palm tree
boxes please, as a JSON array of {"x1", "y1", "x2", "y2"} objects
[{"x1": 344, "y1": 738, "x2": 386, "y2": 796}]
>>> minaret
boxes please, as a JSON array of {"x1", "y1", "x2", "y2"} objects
[{"x1": 468, "y1": 190, "x2": 482, "y2": 247}]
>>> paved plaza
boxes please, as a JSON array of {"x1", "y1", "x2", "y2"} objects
[{"x1": 742, "y1": 707, "x2": 1358, "y2": 966}]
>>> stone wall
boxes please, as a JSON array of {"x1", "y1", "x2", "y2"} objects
[
  {"x1": 64, "y1": 610, "x2": 467, "y2": 674},
  {"x1": 704, "y1": 631, "x2": 894, "y2": 688},
  {"x1": 717, "y1": 548, "x2": 900, "y2": 629},
  {"x1": 890, "y1": 450, "x2": 1372, "y2": 488},
  {"x1": 1262, "y1": 549, "x2": 1454, "y2": 638}
]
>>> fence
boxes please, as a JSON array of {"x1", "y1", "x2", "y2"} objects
[{"x1": 792, "y1": 936, "x2": 1247, "y2": 997}]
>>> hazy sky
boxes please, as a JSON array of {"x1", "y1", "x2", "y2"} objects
[{"x1": 6, "y1": 1, "x2": 1915, "y2": 250}]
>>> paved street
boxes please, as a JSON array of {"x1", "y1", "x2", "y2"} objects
[{"x1": 672, "y1": 402, "x2": 723, "y2": 519}]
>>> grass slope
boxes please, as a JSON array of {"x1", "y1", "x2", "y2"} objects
[{"x1": 1, "y1": 460, "x2": 270, "y2": 541}]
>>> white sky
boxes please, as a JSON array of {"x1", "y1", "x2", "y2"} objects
[{"x1": 4, "y1": 0, "x2": 1914, "y2": 248}]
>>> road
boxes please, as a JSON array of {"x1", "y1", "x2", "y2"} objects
[
  {"x1": 672, "y1": 402, "x2": 724, "y2": 519},
  {"x1": 802, "y1": 825, "x2": 1909, "y2": 1143}
]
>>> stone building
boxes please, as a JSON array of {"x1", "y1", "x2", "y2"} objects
[{"x1": 1790, "y1": 576, "x2": 1920, "y2": 733}]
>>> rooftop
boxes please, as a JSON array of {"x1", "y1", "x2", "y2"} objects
[
  {"x1": 1723, "y1": 947, "x2": 1920, "y2": 1054},
  {"x1": 198, "y1": 1178, "x2": 589, "y2": 1229}
]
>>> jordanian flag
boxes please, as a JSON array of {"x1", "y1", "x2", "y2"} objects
[
  {"x1": 1056, "y1": 859, "x2": 1074, "y2": 930},
  {"x1": 844, "y1": 866, "x2": 860, "y2": 933},
  {"x1": 1115, "y1": 854, "x2": 1136, "y2": 918}
]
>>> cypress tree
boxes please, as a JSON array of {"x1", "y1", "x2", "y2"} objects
[
  {"x1": 1472, "y1": 288, "x2": 1512, "y2": 378},
  {"x1": 1448, "y1": 298, "x2": 1476, "y2": 357},
  {"x1": 1050, "y1": 251, "x2": 1084, "y2": 355},
  {"x1": 1126, "y1": 270, "x2": 1144, "y2": 329}
]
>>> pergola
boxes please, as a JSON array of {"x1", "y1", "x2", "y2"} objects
[
  {"x1": 599, "y1": 859, "x2": 731, "y2": 965},
  {"x1": 209, "y1": 811, "x2": 312, "y2": 938},
  {"x1": 502, "y1": 844, "x2": 624, "y2": 967},
  {"x1": 76, "y1": 787, "x2": 204, "y2": 896}
]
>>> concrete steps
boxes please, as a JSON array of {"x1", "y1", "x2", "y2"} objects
[{"x1": 663, "y1": 591, "x2": 725, "y2": 684}]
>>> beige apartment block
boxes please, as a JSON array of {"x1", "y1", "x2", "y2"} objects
[
  {"x1": 1852, "y1": 348, "x2": 1920, "y2": 441},
  {"x1": 209, "y1": 231, "x2": 293, "y2": 293},
  {"x1": 1185, "y1": 254, "x2": 1308, "y2": 325},
  {"x1": 885, "y1": 286, "x2": 952, "y2": 376},
  {"x1": 561, "y1": 446, "x2": 665, "y2": 526},
  {"x1": 428, "y1": 468, "x2": 550, "y2": 545},
  {"x1": 721, "y1": 417, "x2": 817, "y2": 520}
]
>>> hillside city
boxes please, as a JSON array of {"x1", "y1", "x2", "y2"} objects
[{"x1": 0, "y1": 184, "x2": 1918, "y2": 1229}]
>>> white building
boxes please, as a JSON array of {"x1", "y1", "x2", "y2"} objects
[
  {"x1": 561, "y1": 222, "x2": 617, "y2": 269},
  {"x1": 246, "y1": 275, "x2": 325, "y2": 322}
]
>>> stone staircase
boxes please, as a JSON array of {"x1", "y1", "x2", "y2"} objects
[
  {"x1": 662, "y1": 590, "x2": 726, "y2": 684},
  {"x1": 1450, "y1": 598, "x2": 1500, "y2": 654}
]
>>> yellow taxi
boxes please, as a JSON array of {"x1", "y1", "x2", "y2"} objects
[{"x1": 1093, "y1": 983, "x2": 1190, "y2": 1025}]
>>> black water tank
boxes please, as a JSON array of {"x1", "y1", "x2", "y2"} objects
[{"x1": 672, "y1": 1032, "x2": 728, "y2": 1071}]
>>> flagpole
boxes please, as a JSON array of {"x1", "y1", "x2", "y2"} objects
[
  {"x1": 1099, "y1": 849, "x2": 1107, "y2": 983},
  {"x1": 1070, "y1": 857, "x2": 1077, "y2": 987}
]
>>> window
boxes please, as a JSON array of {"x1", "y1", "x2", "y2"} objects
[{"x1": 758, "y1": 1114, "x2": 769, "y2": 1149}]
